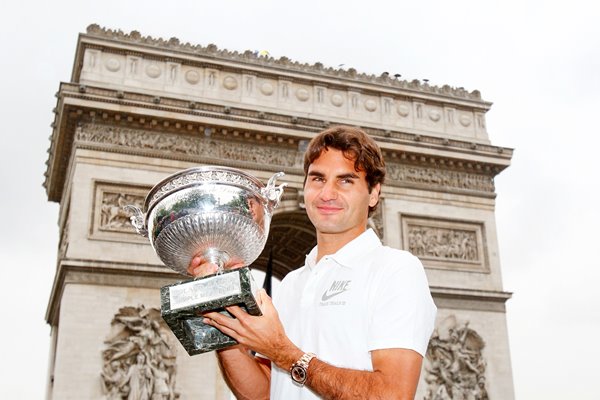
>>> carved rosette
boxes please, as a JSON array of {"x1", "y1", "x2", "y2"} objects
[
  {"x1": 424, "y1": 316, "x2": 489, "y2": 400},
  {"x1": 101, "y1": 305, "x2": 179, "y2": 400}
]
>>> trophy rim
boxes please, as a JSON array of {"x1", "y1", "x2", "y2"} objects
[{"x1": 144, "y1": 165, "x2": 266, "y2": 213}]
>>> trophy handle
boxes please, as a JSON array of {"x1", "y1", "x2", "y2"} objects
[
  {"x1": 123, "y1": 205, "x2": 148, "y2": 237},
  {"x1": 262, "y1": 172, "x2": 287, "y2": 208}
]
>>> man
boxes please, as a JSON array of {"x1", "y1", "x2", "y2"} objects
[{"x1": 192, "y1": 125, "x2": 437, "y2": 399}]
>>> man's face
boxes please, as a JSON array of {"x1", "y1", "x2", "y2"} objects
[{"x1": 304, "y1": 148, "x2": 380, "y2": 238}]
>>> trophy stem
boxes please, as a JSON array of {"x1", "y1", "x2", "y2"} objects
[{"x1": 203, "y1": 249, "x2": 230, "y2": 275}]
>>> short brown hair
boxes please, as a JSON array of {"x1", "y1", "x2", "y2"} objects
[{"x1": 303, "y1": 125, "x2": 386, "y2": 211}]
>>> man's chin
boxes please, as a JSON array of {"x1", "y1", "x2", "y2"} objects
[{"x1": 312, "y1": 222, "x2": 345, "y2": 234}]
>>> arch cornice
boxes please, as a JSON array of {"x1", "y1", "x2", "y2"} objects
[{"x1": 44, "y1": 83, "x2": 511, "y2": 203}]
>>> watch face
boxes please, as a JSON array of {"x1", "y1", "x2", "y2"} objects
[{"x1": 291, "y1": 366, "x2": 307, "y2": 384}]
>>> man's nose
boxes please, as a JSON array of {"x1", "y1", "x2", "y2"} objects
[{"x1": 319, "y1": 181, "x2": 338, "y2": 200}]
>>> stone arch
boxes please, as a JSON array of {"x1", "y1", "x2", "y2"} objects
[{"x1": 250, "y1": 209, "x2": 316, "y2": 280}]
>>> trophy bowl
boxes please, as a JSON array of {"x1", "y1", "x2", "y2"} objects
[{"x1": 126, "y1": 166, "x2": 286, "y2": 355}]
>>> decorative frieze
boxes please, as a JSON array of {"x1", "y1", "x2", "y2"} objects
[
  {"x1": 401, "y1": 215, "x2": 488, "y2": 272},
  {"x1": 424, "y1": 315, "x2": 489, "y2": 400},
  {"x1": 101, "y1": 305, "x2": 179, "y2": 399},
  {"x1": 387, "y1": 163, "x2": 495, "y2": 194},
  {"x1": 76, "y1": 124, "x2": 301, "y2": 170},
  {"x1": 75, "y1": 124, "x2": 495, "y2": 196}
]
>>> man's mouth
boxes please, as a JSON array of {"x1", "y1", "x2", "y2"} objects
[{"x1": 315, "y1": 204, "x2": 343, "y2": 214}]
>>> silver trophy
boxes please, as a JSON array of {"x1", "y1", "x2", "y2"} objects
[{"x1": 126, "y1": 166, "x2": 286, "y2": 355}]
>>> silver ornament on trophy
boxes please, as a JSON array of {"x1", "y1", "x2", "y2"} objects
[{"x1": 125, "y1": 166, "x2": 286, "y2": 355}]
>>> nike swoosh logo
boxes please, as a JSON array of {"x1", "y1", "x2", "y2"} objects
[{"x1": 321, "y1": 290, "x2": 347, "y2": 302}]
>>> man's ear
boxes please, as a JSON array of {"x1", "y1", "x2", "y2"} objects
[{"x1": 369, "y1": 183, "x2": 381, "y2": 208}]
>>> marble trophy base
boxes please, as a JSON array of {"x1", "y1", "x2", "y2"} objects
[{"x1": 160, "y1": 267, "x2": 261, "y2": 355}]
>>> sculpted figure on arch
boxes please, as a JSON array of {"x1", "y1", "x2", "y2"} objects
[{"x1": 193, "y1": 125, "x2": 437, "y2": 399}]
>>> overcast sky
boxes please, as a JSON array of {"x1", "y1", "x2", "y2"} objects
[{"x1": 1, "y1": 1, "x2": 599, "y2": 398}]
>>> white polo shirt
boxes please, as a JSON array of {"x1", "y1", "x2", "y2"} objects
[{"x1": 270, "y1": 229, "x2": 437, "y2": 400}]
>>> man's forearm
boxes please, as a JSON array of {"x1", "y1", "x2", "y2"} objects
[
  {"x1": 216, "y1": 345, "x2": 271, "y2": 400},
  {"x1": 303, "y1": 354, "x2": 422, "y2": 400}
]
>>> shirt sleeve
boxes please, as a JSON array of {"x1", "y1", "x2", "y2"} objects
[{"x1": 367, "y1": 250, "x2": 437, "y2": 356}]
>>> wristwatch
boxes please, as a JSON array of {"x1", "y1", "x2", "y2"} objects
[{"x1": 290, "y1": 352, "x2": 316, "y2": 385}]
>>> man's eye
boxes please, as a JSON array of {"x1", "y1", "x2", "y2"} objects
[{"x1": 340, "y1": 178, "x2": 353, "y2": 184}]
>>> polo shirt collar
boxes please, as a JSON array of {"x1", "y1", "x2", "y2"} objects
[{"x1": 305, "y1": 229, "x2": 382, "y2": 270}]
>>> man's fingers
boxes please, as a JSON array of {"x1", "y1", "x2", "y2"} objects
[
  {"x1": 203, "y1": 311, "x2": 238, "y2": 332},
  {"x1": 187, "y1": 258, "x2": 218, "y2": 277},
  {"x1": 257, "y1": 288, "x2": 270, "y2": 302},
  {"x1": 203, "y1": 310, "x2": 233, "y2": 325},
  {"x1": 256, "y1": 289, "x2": 275, "y2": 313},
  {"x1": 227, "y1": 261, "x2": 245, "y2": 270},
  {"x1": 203, "y1": 317, "x2": 239, "y2": 340},
  {"x1": 224, "y1": 305, "x2": 247, "y2": 321}
]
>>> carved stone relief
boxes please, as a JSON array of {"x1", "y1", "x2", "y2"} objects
[
  {"x1": 90, "y1": 181, "x2": 149, "y2": 243},
  {"x1": 350, "y1": 93, "x2": 359, "y2": 110},
  {"x1": 383, "y1": 98, "x2": 393, "y2": 115},
  {"x1": 101, "y1": 305, "x2": 179, "y2": 400},
  {"x1": 128, "y1": 56, "x2": 140, "y2": 77},
  {"x1": 316, "y1": 87, "x2": 325, "y2": 103},
  {"x1": 167, "y1": 63, "x2": 179, "y2": 84},
  {"x1": 86, "y1": 49, "x2": 99, "y2": 69},
  {"x1": 424, "y1": 316, "x2": 489, "y2": 400},
  {"x1": 206, "y1": 70, "x2": 217, "y2": 88},
  {"x1": 400, "y1": 215, "x2": 488, "y2": 272},
  {"x1": 447, "y1": 109, "x2": 455, "y2": 125},
  {"x1": 100, "y1": 192, "x2": 143, "y2": 233},
  {"x1": 280, "y1": 81, "x2": 290, "y2": 99}
]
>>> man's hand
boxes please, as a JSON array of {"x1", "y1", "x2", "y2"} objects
[
  {"x1": 203, "y1": 289, "x2": 302, "y2": 371},
  {"x1": 186, "y1": 255, "x2": 244, "y2": 277}
]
